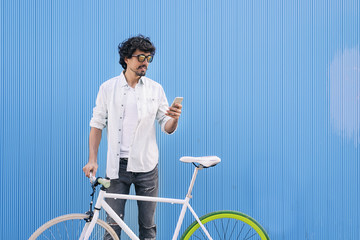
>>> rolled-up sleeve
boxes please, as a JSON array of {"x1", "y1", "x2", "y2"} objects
[
  {"x1": 156, "y1": 86, "x2": 176, "y2": 135},
  {"x1": 90, "y1": 84, "x2": 108, "y2": 130}
]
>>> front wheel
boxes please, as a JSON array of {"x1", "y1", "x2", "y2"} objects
[
  {"x1": 180, "y1": 210, "x2": 269, "y2": 240},
  {"x1": 29, "y1": 213, "x2": 119, "y2": 240}
]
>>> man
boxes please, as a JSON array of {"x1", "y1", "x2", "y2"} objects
[{"x1": 82, "y1": 35, "x2": 182, "y2": 239}]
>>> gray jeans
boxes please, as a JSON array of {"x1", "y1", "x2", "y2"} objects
[{"x1": 104, "y1": 158, "x2": 158, "y2": 240}]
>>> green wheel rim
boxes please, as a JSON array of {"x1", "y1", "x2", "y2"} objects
[{"x1": 180, "y1": 210, "x2": 269, "y2": 240}]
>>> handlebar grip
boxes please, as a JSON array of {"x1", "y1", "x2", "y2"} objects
[{"x1": 98, "y1": 178, "x2": 111, "y2": 188}]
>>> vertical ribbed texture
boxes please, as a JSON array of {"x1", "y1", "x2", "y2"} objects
[{"x1": 0, "y1": 0, "x2": 359, "y2": 239}]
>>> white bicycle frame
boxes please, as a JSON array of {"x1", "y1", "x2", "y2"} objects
[{"x1": 80, "y1": 166, "x2": 213, "y2": 240}]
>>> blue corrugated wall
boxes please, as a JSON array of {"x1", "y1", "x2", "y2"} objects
[{"x1": 1, "y1": 0, "x2": 360, "y2": 239}]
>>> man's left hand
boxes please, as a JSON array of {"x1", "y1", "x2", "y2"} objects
[{"x1": 165, "y1": 103, "x2": 182, "y2": 120}]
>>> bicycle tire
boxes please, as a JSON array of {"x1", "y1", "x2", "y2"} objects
[
  {"x1": 180, "y1": 210, "x2": 269, "y2": 240},
  {"x1": 28, "y1": 213, "x2": 119, "y2": 240}
]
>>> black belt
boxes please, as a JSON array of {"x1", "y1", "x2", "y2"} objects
[{"x1": 120, "y1": 158, "x2": 128, "y2": 165}]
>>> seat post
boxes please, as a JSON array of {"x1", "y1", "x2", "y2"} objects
[{"x1": 186, "y1": 166, "x2": 201, "y2": 198}]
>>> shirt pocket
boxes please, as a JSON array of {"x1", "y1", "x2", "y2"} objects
[{"x1": 146, "y1": 97, "x2": 160, "y2": 116}]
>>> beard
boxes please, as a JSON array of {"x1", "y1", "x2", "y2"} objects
[
  {"x1": 134, "y1": 65, "x2": 147, "y2": 76},
  {"x1": 136, "y1": 70, "x2": 146, "y2": 77}
]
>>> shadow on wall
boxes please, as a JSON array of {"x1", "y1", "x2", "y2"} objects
[{"x1": 330, "y1": 46, "x2": 360, "y2": 146}]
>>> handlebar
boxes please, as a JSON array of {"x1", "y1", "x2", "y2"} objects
[{"x1": 89, "y1": 172, "x2": 111, "y2": 189}]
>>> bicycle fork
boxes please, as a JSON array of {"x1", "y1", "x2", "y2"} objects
[
  {"x1": 80, "y1": 189, "x2": 138, "y2": 240},
  {"x1": 79, "y1": 211, "x2": 100, "y2": 240},
  {"x1": 79, "y1": 190, "x2": 104, "y2": 240}
]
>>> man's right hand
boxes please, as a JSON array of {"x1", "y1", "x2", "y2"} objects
[{"x1": 83, "y1": 161, "x2": 98, "y2": 178}]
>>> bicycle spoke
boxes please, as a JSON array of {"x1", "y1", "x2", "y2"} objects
[
  {"x1": 244, "y1": 228, "x2": 252, "y2": 239},
  {"x1": 221, "y1": 219, "x2": 225, "y2": 238},
  {"x1": 76, "y1": 219, "x2": 82, "y2": 239},
  {"x1": 50, "y1": 227, "x2": 57, "y2": 239},
  {"x1": 228, "y1": 220, "x2": 238, "y2": 239},
  {"x1": 212, "y1": 220, "x2": 222, "y2": 239},
  {"x1": 245, "y1": 232, "x2": 257, "y2": 240},
  {"x1": 199, "y1": 225, "x2": 207, "y2": 239},
  {"x1": 190, "y1": 234, "x2": 202, "y2": 239},
  {"x1": 64, "y1": 221, "x2": 70, "y2": 239},
  {"x1": 224, "y1": 218, "x2": 231, "y2": 238},
  {"x1": 44, "y1": 231, "x2": 52, "y2": 240},
  {"x1": 92, "y1": 226, "x2": 104, "y2": 240},
  {"x1": 222, "y1": 218, "x2": 232, "y2": 239},
  {"x1": 236, "y1": 223, "x2": 245, "y2": 239}
]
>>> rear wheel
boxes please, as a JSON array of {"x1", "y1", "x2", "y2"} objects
[
  {"x1": 29, "y1": 213, "x2": 119, "y2": 240},
  {"x1": 180, "y1": 210, "x2": 269, "y2": 240}
]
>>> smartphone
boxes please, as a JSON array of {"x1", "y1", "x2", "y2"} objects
[{"x1": 171, "y1": 97, "x2": 183, "y2": 107}]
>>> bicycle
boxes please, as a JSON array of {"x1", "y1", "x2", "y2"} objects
[{"x1": 29, "y1": 156, "x2": 270, "y2": 240}]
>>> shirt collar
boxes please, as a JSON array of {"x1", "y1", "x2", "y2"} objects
[
  {"x1": 119, "y1": 71, "x2": 145, "y2": 87},
  {"x1": 139, "y1": 77, "x2": 145, "y2": 85}
]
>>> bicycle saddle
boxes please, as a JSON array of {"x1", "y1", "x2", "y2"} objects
[{"x1": 180, "y1": 156, "x2": 221, "y2": 167}]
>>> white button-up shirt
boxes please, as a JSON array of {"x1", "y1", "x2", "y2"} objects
[{"x1": 90, "y1": 72, "x2": 174, "y2": 179}]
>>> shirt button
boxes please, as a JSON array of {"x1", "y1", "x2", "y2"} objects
[
  {"x1": 120, "y1": 117, "x2": 122, "y2": 119},
  {"x1": 119, "y1": 129, "x2": 121, "y2": 131}
]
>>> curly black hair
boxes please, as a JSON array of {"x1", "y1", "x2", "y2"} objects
[{"x1": 118, "y1": 35, "x2": 156, "y2": 70}]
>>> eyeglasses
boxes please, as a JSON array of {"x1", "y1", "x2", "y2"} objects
[{"x1": 132, "y1": 54, "x2": 154, "y2": 63}]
